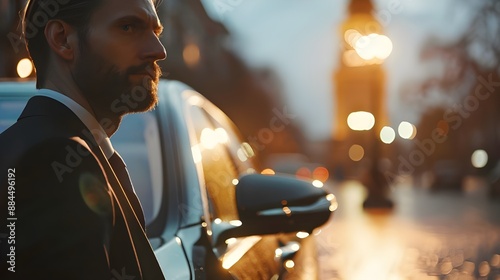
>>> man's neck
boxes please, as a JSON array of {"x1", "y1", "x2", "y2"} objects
[{"x1": 41, "y1": 80, "x2": 120, "y2": 137}]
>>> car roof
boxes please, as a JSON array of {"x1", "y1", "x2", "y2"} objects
[{"x1": 0, "y1": 79, "x2": 37, "y2": 96}]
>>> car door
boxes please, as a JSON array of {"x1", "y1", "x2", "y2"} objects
[
  {"x1": 183, "y1": 89, "x2": 297, "y2": 279},
  {"x1": 111, "y1": 102, "x2": 194, "y2": 279}
]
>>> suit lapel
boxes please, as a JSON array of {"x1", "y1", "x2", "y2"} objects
[{"x1": 91, "y1": 145, "x2": 164, "y2": 280}]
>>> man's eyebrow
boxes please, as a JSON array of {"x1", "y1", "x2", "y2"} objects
[{"x1": 115, "y1": 15, "x2": 164, "y2": 34}]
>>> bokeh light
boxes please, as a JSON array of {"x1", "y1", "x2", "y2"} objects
[
  {"x1": 183, "y1": 43, "x2": 201, "y2": 67},
  {"x1": 200, "y1": 128, "x2": 218, "y2": 149},
  {"x1": 398, "y1": 121, "x2": 417, "y2": 139},
  {"x1": 349, "y1": 144, "x2": 365, "y2": 161},
  {"x1": 296, "y1": 167, "x2": 312, "y2": 180},
  {"x1": 312, "y1": 166, "x2": 330, "y2": 182},
  {"x1": 354, "y1": 33, "x2": 393, "y2": 60},
  {"x1": 17, "y1": 58, "x2": 33, "y2": 78},
  {"x1": 312, "y1": 180, "x2": 324, "y2": 188},
  {"x1": 380, "y1": 126, "x2": 396, "y2": 144},
  {"x1": 261, "y1": 168, "x2": 276, "y2": 175},
  {"x1": 347, "y1": 111, "x2": 375, "y2": 131},
  {"x1": 471, "y1": 149, "x2": 488, "y2": 168}
]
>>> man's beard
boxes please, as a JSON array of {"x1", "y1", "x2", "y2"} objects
[{"x1": 73, "y1": 44, "x2": 161, "y2": 124}]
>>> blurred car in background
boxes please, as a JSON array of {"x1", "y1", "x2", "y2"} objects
[
  {"x1": 0, "y1": 79, "x2": 337, "y2": 279},
  {"x1": 263, "y1": 153, "x2": 332, "y2": 186}
]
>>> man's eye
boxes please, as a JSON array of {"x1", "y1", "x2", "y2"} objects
[{"x1": 122, "y1": 24, "x2": 134, "y2": 32}]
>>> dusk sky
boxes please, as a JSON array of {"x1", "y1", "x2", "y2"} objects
[{"x1": 201, "y1": 0, "x2": 482, "y2": 141}]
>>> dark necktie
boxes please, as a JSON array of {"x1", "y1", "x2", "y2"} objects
[{"x1": 108, "y1": 151, "x2": 146, "y2": 228}]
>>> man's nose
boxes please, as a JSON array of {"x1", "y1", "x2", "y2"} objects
[{"x1": 141, "y1": 33, "x2": 167, "y2": 62}]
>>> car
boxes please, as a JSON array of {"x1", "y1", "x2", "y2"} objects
[{"x1": 0, "y1": 79, "x2": 337, "y2": 279}]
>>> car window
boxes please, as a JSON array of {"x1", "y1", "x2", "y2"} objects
[
  {"x1": 188, "y1": 103, "x2": 257, "y2": 224},
  {"x1": 0, "y1": 99, "x2": 25, "y2": 133},
  {"x1": 111, "y1": 112, "x2": 163, "y2": 226}
]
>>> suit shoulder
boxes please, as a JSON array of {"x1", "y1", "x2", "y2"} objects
[
  {"x1": 5, "y1": 136, "x2": 105, "y2": 183},
  {"x1": 22, "y1": 135, "x2": 101, "y2": 166}
]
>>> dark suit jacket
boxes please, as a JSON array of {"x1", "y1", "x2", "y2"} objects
[{"x1": 0, "y1": 96, "x2": 149, "y2": 280}]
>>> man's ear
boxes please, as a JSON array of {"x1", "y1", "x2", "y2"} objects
[{"x1": 44, "y1": 20, "x2": 79, "y2": 61}]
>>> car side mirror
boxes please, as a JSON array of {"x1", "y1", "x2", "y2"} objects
[{"x1": 212, "y1": 173, "x2": 337, "y2": 245}]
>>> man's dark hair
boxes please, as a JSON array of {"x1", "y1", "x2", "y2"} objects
[
  {"x1": 22, "y1": 0, "x2": 160, "y2": 88},
  {"x1": 23, "y1": 0, "x2": 103, "y2": 88}
]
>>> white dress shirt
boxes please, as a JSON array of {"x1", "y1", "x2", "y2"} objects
[{"x1": 35, "y1": 89, "x2": 115, "y2": 159}]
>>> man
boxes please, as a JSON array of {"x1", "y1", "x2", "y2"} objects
[{"x1": 0, "y1": 0, "x2": 166, "y2": 279}]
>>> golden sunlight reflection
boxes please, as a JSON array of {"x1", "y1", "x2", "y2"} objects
[
  {"x1": 225, "y1": 238, "x2": 237, "y2": 246},
  {"x1": 200, "y1": 128, "x2": 218, "y2": 149},
  {"x1": 347, "y1": 111, "x2": 375, "y2": 131},
  {"x1": 214, "y1": 128, "x2": 229, "y2": 143},
  {"x1": 229, "y1": 220, "x2": 242, "y2": 227},
  {"x1": 315, "y1": 180, "x2": 500, "y2": 280},
  {"x1": 200, "y1": 128, "x2": 229, "y2": 149},
  {"x1": 222, "y1": 236, "x2": 261, "y2": 269},
  {"x1": 317, "y1": 182, "x2": 421, "y2": 280},
  {"x1": 191, "y1": 145, "x2": 202, "y2": 163},
  {"x1": 186, "y1": 93, "x2": 205, "y2": 106}
]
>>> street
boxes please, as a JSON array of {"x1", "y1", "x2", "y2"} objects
[{"x1": 315, "y1": 178, "x2": 500, "y2": 280}]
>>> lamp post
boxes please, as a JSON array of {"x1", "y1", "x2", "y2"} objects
[{"x1": 333, "y1": 0, "x2": 394, "y2": 208}]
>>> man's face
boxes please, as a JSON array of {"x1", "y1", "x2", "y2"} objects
[{"x1": 73, "y1": 0, "x2": 166, "y2": 122}]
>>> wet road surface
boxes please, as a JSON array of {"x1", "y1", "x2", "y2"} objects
[{"x1": 314, "y1": 178, "x2": 500, "y2": 280}]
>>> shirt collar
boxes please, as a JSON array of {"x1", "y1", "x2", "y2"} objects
[{"x1": 35, "y1": 89, "x2": 115, "y2": 159}]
